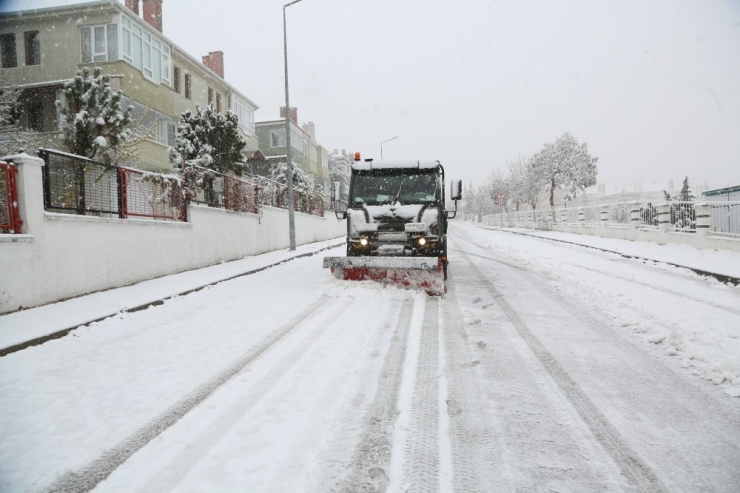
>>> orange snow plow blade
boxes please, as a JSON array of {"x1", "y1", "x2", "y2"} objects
[{"x1": 323, "y1": 257, "x2": 446, "y2": 295}]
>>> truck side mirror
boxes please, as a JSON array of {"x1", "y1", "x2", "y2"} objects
[
  {"x1": 450, "y1": 180, "x2": 463, "y2": 201},
  {"x1": 335, "y1": 210, "x2": 347, "y2": 220}
]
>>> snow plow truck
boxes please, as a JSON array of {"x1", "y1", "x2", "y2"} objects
[{"x1": 323, "y1": 155, "x2": 462, "y2": 295}]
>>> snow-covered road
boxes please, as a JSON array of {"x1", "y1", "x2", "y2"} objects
[{"x1": 1, "y1": 223, "x2": 739, "y2": 492}]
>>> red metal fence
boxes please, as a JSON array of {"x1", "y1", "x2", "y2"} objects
[
  {"x1": 224, "y1": 175, "x2": 259, "y2": 214},
  {"x1": 0, "y1": 162, "x2": 22, "y2": 234},
  {"x1": 119, "y1": 167, "x2": 186, "y2": 221},
  {"x1": 38, "y1": 149, "x2": 327, "y2": 223},
  {"x1": 255, "y1": 178, "x2": 324, "y2": 217}
]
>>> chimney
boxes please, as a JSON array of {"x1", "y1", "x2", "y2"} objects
[
  {"x1": 142, "y1": 0, "x2": 163, "y2": 32},
  {"x1": 125, "y1": 0, "x2": 139, "y2": 15},
  {"x1": 202, "y1": 51, "x2": 224, "y2": 78},
  {"x1": 302, "y1": 122, "x2": 316, "y2": 140},
  {"x1": 280, "y1": 107, "x2": 298, "y2": 125}
]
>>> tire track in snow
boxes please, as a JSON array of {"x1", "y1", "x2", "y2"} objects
[
  {"x1": 453, "y1": 240, "x2": 740, "y2": 316},
  {"x1": 439, "y1": 271, "x2": 508, "y2": 492},
  {"x1": 136, "y1": 295, "x2": 361, "y2": 492},
  {"x1": 457, "y1": 228, "x2": 740, "y2": 412},
  {"x1": 452, "y1": 232, "x2": 740, "y2": 315},
  {"x1": 45, "y1": 295, "x2": 334, "y2": 493},
  {"x1": 454, "y1": 228, "x2": 740, "y2": 490},
  {"x1": 456, "y1": 246, "x2": 667, "y2": 492},
  {"x1": 454, "y1": 223, "x2": 740, "y2": 287},
  {"x1": 402, "y1": 298, "x2": 440, "y2": 493},
  {"x1": 336, "y1": 299, "x2": 415, "y2": 493}
]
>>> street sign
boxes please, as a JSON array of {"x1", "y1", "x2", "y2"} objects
[{"x1": 496, "y1": 192, "x2": 506, "y2": 206}]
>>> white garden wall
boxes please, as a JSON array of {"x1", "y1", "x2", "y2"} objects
[
  {"x1": 480, "y1": 214, "x2": 740, "y2": 252},
  {"x1": 0, "y1": 154, "x2": 346, "y2": 313}
]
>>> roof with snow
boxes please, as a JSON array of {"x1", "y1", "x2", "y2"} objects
[
  {"x1": 351, "y1": 160, "x2": 441, "y2": 171},
  {"x1": 703, "y1": 185, "x2": 740, "y2": 196}
]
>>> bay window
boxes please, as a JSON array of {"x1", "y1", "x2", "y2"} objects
[
  {"x1": 232, "y1": 95, "x2": 255, "y2": 134},
  {"x1": 120, "y1": 16, "x2": 170, "y2": 86}
]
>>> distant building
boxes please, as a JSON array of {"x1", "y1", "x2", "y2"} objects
[
  {"x1": 702, "y1": 185, "x2": 740, "y2": 201},
  {"x1": 328, "y1": 149, "x2": 353, "y2": 199},
  {"x1": 255, "y1": 108, "x2": 331, "y2": 192},
  {"x1": 0, "y1": 0, "x2": 259, "y2": 172}
]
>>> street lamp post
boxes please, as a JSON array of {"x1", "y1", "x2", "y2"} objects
[
  {"x1": 283, "y1": 0, "x2": 304, "y2": 250},
  {"x1": 380, "y1": 136, "x2": 398, "y2": 160}
]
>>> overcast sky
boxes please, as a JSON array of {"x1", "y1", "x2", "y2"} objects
[{"x1": 3, "y1": 0, "x2": 740, "y2": 192}]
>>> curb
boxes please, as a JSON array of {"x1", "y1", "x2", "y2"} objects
[{"x1": 0, "y1": 242, "x2": 344, "y2": 358}]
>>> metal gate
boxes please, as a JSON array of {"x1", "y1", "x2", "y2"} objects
[{"x1": 0, "y1": 161, "x2": 22, "y2": 234}]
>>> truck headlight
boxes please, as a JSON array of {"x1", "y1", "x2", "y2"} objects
[
  {"x1": 418, "y1": 237, "x2": 427, "y2": 246},
  {"x1": 360, "y1": 237, "x2": 369, "y2": 246}
]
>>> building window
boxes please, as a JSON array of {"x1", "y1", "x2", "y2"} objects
[
  {"x1": 80, "y1": 24, "x2": 117, "y2": 63},
  {"x1": 27, "y1": 102, "x2": 44, "y2": 132},
  {"x1": 216, "y1": 93, "x2": 221, "y2": 113},
  {"x1": 173, "y1": 67, "x2": 181, "y2": 93},
  {"x1": 121, "y1": 96, "x2": 174, "y2": 147},
  {"x1": 231, "y1": 95, "x2": 255, "y2": 134},
  {"x1": 0, "y1": 33, "x2": 17, "y2": 68},
  {"x1": 208, "y1": 87, "x2": 213, "y2": 106},
  {"x1": 121, "y1": 16, "x2": 170, "y2": 86},
  {"x1": 24, "y1": 31, "x2": 40, "y2": 66},
  {"x1": 154, "y1": 119, "x2": 170, "y2": 146},
  {"x1": 184, "y1": 73, "x2": 192, "y2": 99},
  {"x1": 270, "y1": 129, "x2": 286, "y2": 148}
]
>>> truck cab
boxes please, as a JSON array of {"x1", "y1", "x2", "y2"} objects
[{"x1": 334, "y1": 159, "x2": 461, "y2": 279}]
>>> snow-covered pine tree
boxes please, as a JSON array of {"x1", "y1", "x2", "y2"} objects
[
  {"x1": 0, "y1": 72, "x2": 41, "y2": 156},
  {"x1": 56, "y1": 67, "x2": 133, "y2": 162},
  {"x1": 531, "y1": 133, "x2": 598, "y2": 208},
  {"x1": 270, "y1": 160, "x2": 308, "y2": 189},
  {"x1": 169, "y1": 105, "x2": 247, "y2": 176},
  {"x1": 679, "y1": 176, "x2": 695, "y2": 202}
]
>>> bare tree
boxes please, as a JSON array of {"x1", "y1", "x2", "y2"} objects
[
  {"x1": 487, "y1": 168, "x2": 508, "y2": 212},
  {"x1": 531, "y1": 133, "x2": 598, "y2": 208},
  {"x1": 105, "y1": 107, "x2": 157, "y2": 167},
  {"x1": 504, "y1": 155, "x2": 534, "y2": 211}
]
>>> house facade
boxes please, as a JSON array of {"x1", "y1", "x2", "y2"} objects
[
  {"x1": 0, "y1": 0, "x2": 258, "y2": 173},
  {"x1": 255, "y1": 107, "x2": 331, "y2": 192}
]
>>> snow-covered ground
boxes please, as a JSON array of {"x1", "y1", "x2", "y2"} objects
[
  {"x1": 457, "y1": 222, "x2": 740, "y2": 391},
  {"x1": 1, "y1": 224, "x2": 739, "y2": 492},
  {"x1": 0, "y1": 238, "x2": 343, "y2": 351}
]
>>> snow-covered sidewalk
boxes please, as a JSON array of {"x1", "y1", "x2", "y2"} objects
[
  {"x1": 469, "y1": 224, "x2": 740, "y2": 279},
  {"x1": 0, "y1": 238, "x2": 343, "y2": 352}
]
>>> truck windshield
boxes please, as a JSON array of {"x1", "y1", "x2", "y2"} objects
[{"x1": 351, "y1": 171, "x2": 439, "y2": 205}]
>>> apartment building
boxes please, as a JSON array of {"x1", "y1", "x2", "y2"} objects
[
  {"x1": 255, "y1": 107, "x2": 331, "y2": 192},
  {"x1": 0, "y1": 0, "x2": 258, "y2": 172}
]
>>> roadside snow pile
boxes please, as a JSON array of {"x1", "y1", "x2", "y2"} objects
[{"x1": 458, "y1": 223, "x2": 740, "y2": 395}]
